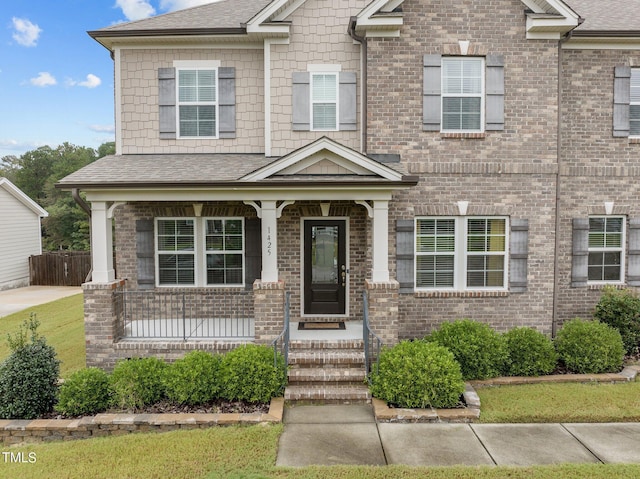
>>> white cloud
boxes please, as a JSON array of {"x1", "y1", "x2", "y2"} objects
[
  {"x1": 12, "y1": 17, "x2": 42, "y2": 47},
  {"x1": 30, "y1": 72, "x2": 57, "y2": 87},
  {"x1": 159, "y1": 0, "x2": 219, "y2": 12},
  {"x1": 67, "y1": 74, "x2": 102, "y2": 89},
  {"x1": 115, "y1": 0, "x2": 156, "y2": 21},
  {"x1": 89, "y1": 124, "x2": 115, "y2": 134}
]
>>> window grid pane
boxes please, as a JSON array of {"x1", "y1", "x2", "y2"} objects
[
  {"x1": 311, "y1": 73, "x2": 337, "y2": 130},
  {"x1": 178, "y1": 69, "x2": 217, "y2": 137},
  {"x1": 416, "y1": 218, "x2": 456, "y2": 288},
  {"x1": 157, "y1": 219, "x2": 195, "y2": 286},
  {"x1": 465, "y1": 218, "x2": 506, "y2": 288},
  {"x1": 441, "y1": 58, "x2": 483, "y2": 132},
  {"x1": 205, "y1": 219, "x2": 244, "y2": 285},
  {"x1": 588, "y1": 216, "x2": 624, "y2": 282}
]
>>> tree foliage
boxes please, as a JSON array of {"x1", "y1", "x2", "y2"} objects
[{"x1": 0, "y1": 141, "x2": 115, "y2": 251}]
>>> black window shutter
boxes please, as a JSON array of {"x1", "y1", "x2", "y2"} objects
[
  {"x1": 509, "y1": 219, "x2": 528, "y2": 292},
  {"x1": 218, "y1": 67, "x2": 236, "y2": 139},
  {"x1": 571, "y1": 218, "x2": 589, "y2": 288},
  {"x1": 292, "y1": 72, "x2": 310, "y2": 131},
  {"x1": 244, "y1": 218, "x2": 262, "y2": 290},
  {"x1": 485, "y1": 54, "x2": 505, "y2": 131},
  {"x1": 628, "y1": 218, "x2": 640, "y2": 286},
  {"x1": 158, "y1": 68, "x2": 177, "y2": 139},
  {"x1": 423, "y1": 54, "x2": 442, "y2": 131},
  {"x1": 613, "y1": 66, "x2": 631, "y2": 138},
  {"x1": 396, "y1": 219, "x2": 415, "y2": 293},
  {"x1": 136, "y1": 219, "x2": 155, "y2": 289}
]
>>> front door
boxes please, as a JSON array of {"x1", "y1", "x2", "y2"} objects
[{"x1": 303, "y1": 219, "x2": 346, "y2": 315}]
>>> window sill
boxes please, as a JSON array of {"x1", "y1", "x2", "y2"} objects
[
  {"x1": 414, "y1": 290, "x2": 508, "y2": 298},
  {"x1": 440, "y1": 132, "x2": 486, "y2": 139},
  {"x1": 629, "y1": 138, "x2": 640, "y2": 144},
  {"x1": 587, "y1": 283, "x2": 626, "y2": 291}
]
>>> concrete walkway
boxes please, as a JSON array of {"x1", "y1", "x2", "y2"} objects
[
  {"x1": 0, "y1": 286, "x2": 82, "y2": 318},
  {"x1": 277, "y1": 405, "x2": 640, "y2": 467}
]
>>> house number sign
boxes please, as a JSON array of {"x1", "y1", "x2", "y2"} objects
[{"x1": 266, "y1": 226, "x2": 272, "y2": 256}]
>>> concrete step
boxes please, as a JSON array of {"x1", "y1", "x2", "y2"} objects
[
  {"x1": 284, "y1": 384, "x2": 371, "y2": 404},
  {"x1": 288, "y1": 367, "x2": 367, "y2": 385},
  {"x1": 288, "y1": 349, "x2": 366, "y2": 367}
]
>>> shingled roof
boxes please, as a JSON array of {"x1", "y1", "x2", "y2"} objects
[
  {"x1": 89, "y1": 0, "x2": 272, "y2": 37},
  {"x1": 567, "y1": 0, "x2": 640, "y2": 32}
]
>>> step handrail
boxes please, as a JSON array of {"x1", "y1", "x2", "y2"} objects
[{"x1": 362, "y1": 290, "x2": 382, "y2": 384}]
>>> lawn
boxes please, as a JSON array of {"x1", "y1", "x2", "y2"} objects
[
  {"x1": 0, "y1": 294, "x2": 84, "y2": 378},
  {"x1": 3, "y1": 425, "x2": 640, "y2": 479},
  {"x1": 477, "y1": 380, "x2": 640, "y2": 423}
]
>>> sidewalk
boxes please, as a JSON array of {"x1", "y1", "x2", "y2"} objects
[
  {"x1": 0, "y1": 286, "x2": 82, "y2": 318},
  {"x1": 276, "y1": 405, "x2": 640, "y2": 467}
]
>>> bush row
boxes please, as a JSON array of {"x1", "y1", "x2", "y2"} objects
[
  {"x1": 371, "y1": 318, "x2": 625, "y2": 409},
  {"x1": 55, "y1": 345, "x2": 286, "y2": 417}
]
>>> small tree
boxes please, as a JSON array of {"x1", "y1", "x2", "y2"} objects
[{"x1": 0, "y1": 314, "x2": 60, "y2": 419}]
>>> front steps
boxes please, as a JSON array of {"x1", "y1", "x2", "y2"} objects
[{"x1": 284, "y1": 339, "x2": 371, "y2": 404}]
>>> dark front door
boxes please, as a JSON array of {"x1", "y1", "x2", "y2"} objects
[{"x1": 303, "y1": 219, "x2": 346, "y2": 315}]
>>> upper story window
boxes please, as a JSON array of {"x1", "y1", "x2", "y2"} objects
[
  {"x1": 423, "y1": 54, "x2": 504, "y2": 133},
  {"x1": 177, "y1": 68, "x2": 218, "y2": 138},
  {"x1": 588, "y1": 216, "x2": 625, "y2": 283},
  {"x1": 441, "y1": 58, "x2": 484, "y2": 132},
  {"x1": 311, "y1": 73, "x2": 338, "y2": 131},
  {"x1": 631, "y1": 69, "x2": 640, "y2": 137},
  {"x1": 415, "y1": 216, "x2": 508, "y2": 290}
]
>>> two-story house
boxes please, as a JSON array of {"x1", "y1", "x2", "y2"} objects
[{"x1": 58, "y1": 0, "x2": 640, "y2": 400}]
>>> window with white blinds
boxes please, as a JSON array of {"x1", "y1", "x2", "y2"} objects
[
  {"x1": 311, "y1": 73, "x2": 338, "y2": 131},
  {"x1": 441, "y1": 58, "x2": 484, "y2": 132},
  {"x1": 631, "y1": 69, "x2": 640, "y2": 137},
  {"x1": 177, "y1": 69, "x2": 217, "y2": 138}
]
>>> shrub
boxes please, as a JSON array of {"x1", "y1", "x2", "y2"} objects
[
  {"x1": 503, "y1": 327, "x2": 558, "y2": 377},
  {"x1": 370, "y1": 340, "x2": 465, "y2": 409},
  {"x1": 427, "y1": 319, "x2": 508, "y2": 380},
  {"x1": 219, "y1": 345, "x2": 286, "y2": 403},
  {"x1": 110, "y1": 357, "x2": 167, "y2": 410},
  {"x1": 55, "y1": 367, "x2": 112, "y2": 416},
  {"x1": 0, "y1": 315, "x2": 60, "y2": 419},
  {"x1": 555, "y1": 318, "x2": 625, "y2": 374},
  {"x1": 594, "y1": 286, "x2": 640, "y2": 355},
  {"x1": 164, "y1": 351, "x2": 222, "y2": 405}
]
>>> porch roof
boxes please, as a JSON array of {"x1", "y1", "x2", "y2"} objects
[{"x1": 56, "y1": 152, "x2": 416, "y2": 190}]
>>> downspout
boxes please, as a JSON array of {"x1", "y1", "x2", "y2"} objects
[
  {"x1": 72, "y1": 188, "x2": 93, "y2": 282},
  {"x1": 348, "y1": 17, "x2": 367, "y2": 154},
  {"x1": 552, "y1": 22, "x2": 581, "y2": 337}
]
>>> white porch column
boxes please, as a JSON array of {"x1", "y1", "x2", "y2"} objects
[
  {"x1": 90, "y1": 201, "x2": 115, "y2": 283},
  {"x1": 372, "y1": 200, "x2": 390, "y2": 282},
  {"x1": 261, "y1": 200, "x2": 279, "y2": 282}
]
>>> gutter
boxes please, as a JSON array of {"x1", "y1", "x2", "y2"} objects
[
  {"x1": 552, "y1": 20, "x2": 581, "y2": 337},
  {"x1": 348, "y1": 17, "x2": 367, "y2": 154}
]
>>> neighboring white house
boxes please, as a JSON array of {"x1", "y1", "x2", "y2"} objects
[{"x1": 0, "y1": 178, "x2": 48, "y2": 290}]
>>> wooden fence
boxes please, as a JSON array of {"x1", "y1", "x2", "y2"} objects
[{"x1": 29, "y1": 252, "x2": 91, "y2": 286}]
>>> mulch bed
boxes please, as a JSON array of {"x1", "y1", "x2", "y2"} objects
[{"x1": 41, "y1": 399, "x2": 270, "y2": 420}]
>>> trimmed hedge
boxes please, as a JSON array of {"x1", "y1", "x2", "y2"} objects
[
  {"x1": 503, "y1": 327, "x2": 558, "y2": 377},
  {"x1": 110, "y1": 357, "x2": 168, "y2": 410},
  {"x1": 56, "y1": 367, "x2": 112, "y2": 416},
  {"x1": 594, "y1": 286, "x2": 640, "y2": 355},
  {"x1": 370, "y1": 340, "x2": 465, "y2": 409},
  {"x1": 164, "y1": 351, "x2": 222, "y2": 405},
  {"x1": 427, "y1": 319, "x2": 508, "y2": 380},
  {"x1": 555, "y1": 318, "x2": 625, "y2": 374}
]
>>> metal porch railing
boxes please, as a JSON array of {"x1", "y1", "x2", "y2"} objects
[
  {"x1": 114, "y1": 288, "x2": 254, "y2": 341},
  {"x1": 270, "y1": 291, "x2": 290, "y2": 369},
  {"x1": 362, "y1": 290, "x2": 382, "y2": 384}
]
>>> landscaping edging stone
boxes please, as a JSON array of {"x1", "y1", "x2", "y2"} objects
[
  {"x1": 372, "y1": 366, "x2": 640, "y2": 423},
  {"x1": 0, "y1": 398, "x2": 284, "y2": 446}
]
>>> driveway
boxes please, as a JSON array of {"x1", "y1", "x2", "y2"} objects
[{"x1": 0, "y1": 286, "x2": 82, "y2": 318}]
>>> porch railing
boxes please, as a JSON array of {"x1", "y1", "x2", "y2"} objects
[
  {"x1": 114, "y1": 288, "x2": 254, "y2": 341},
  {"x1": 270, "y1": 291, "x2": 290, "y2": 369},
  {"x1": 362, "y1": 290, "x2": 382, "y2": 384}
]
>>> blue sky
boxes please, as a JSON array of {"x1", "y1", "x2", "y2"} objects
[{"x1": 1, "y1": 0, "x2": 218, "y2": 158}]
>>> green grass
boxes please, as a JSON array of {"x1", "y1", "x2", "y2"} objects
[
  {"x1": 477, "y1": 381, "x2": 640, "y2": 423},
  {"x1": 0, "y1": 294, "x2": 84, "y2": 378},
  {"x1": 2, "y1": 425, "x2": 640, "y2": 479}
]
